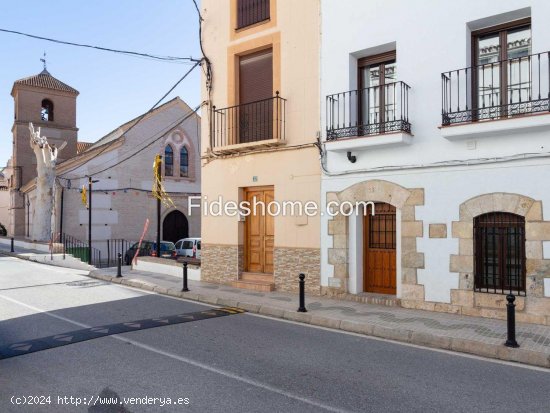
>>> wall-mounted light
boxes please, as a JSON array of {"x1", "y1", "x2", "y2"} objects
[{"x1": 347, "y1": 151, "x2": 356, "y2": 163}]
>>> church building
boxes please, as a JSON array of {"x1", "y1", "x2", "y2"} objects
[{"x1": 2, "y1": 67, "x2": 201, "y2": 262}]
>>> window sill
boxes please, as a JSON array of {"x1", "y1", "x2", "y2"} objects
[
  {"x1": 235, "y1": 18, "x2": 270, "y2": 32},
  {"x1": 440, "y1": 112, "x2": 550, "y2": 140},
  {"x1": 324, "y1": 132, "x2": 413, "y2": 152},
  {"x1": 212, "y1": 138, "x2": 285, "y2": 155}
]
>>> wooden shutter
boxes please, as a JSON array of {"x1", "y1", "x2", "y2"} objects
[{"x1": 239, "y1": 48, "x2": 273, "y2": 104}]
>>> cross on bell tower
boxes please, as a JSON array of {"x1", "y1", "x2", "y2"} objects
[{"x1": 40, "y1": 52, "x2": 47, "y2": 72}]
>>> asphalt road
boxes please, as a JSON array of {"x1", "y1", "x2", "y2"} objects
[{"x1": 0, "y1": 256, "x2": 549, "y2": 413}]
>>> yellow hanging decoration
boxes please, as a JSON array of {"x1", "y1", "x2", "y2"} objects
[
  {"x1": 152, "y1": 154, "x2": 176, "y2": 208},
  {"x1": 81, "y1": 185, "x2": 88, "y2": 208}
]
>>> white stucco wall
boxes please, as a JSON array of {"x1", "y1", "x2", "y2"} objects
[{"x1": 320, "y1": 0, "x2": 550, "y2": 302}]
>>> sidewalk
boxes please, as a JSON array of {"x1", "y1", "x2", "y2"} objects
[
  {"x1": 2, "y1": 242, "x2": 549, "y2": 368},
  {"x1": 89, "y1": 266, "x2": 550, "y2": 369}
]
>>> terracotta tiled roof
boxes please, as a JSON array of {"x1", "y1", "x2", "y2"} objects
[
  {"x1": 13, "y1": 69, "x2": 79, "y2": 95},
  {"x1": 76, "y1": 142, "x2": 94, "y2": 154}
]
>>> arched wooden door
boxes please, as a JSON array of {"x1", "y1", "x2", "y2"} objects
[
  {"x1": 162, "y1": 210, "x2": 189, "y2": 243},
  {"x1": 363, "y1": 203, "x2": 396, "y2": 294}
]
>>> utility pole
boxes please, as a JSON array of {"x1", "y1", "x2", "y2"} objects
[{"x1": 156, "y1": 156, "x2": 162, "y2": 258}]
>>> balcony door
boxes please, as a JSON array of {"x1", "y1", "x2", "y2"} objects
[
  {"x1": 239, "y1": 48, "x2": 273, "y2": 143},
  {"x1": 473, "y1": 19, "x2": 531, "y2": 117},
  {"x1": 358, "y1": 51, "x2": 397, "y2": 134}
]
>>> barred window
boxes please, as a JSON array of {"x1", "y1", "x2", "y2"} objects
[
  {"x1": 474, "y1": 212, "x2": 526, "y2": 295},
  {"x1": 237, "y1": 0, "x2": 270, "y2": 29}
]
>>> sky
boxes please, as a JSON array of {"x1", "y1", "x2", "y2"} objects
[{"x1": 0, "y1": 0, "x2": 202, "y2": 166}]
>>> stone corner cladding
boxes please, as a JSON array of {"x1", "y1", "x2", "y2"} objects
[
  {"x1": 274, "y1": 247, "x2": 321, "y2": 295},
  {"x1": 201, "y1": 243, "x2": 239, "y2": 284},
  {"x1": 447, "y1": 192, "x2": 550, "y2": 325},
  {"x1": 325, "y1": 180, "x2": 425, "y2": 298}
]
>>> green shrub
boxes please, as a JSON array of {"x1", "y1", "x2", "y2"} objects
[{"x1": 0, "y1": 222, "x2": 6, "y2": 236}]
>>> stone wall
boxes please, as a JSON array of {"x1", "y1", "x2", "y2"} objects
[
  {"x1": 201, "y1": 243, "x2": 240, "y2": 284},
  {"x1": 325, "y1": 179, "x2": 426, "y2": 302},
  {"x1": 447, "y1": 193, "x2": 550, "y2": 325},
  {"x1": 274, "y1": 247, "x2": 320, "y2": 294}
]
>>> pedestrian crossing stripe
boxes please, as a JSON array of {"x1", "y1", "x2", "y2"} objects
[{"x1": 0, "y1": 306, "x2": 245, "y2": 360}]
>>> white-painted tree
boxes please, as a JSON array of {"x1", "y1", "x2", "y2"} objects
[{"x1": 29, "y1": 123, "x2": 65, "y2": 241}]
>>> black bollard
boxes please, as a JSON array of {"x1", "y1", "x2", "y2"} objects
[
  {"x1": 297, "y1": 273, "x2": 307, "y2": 312},
  {"x1": 116, "y1": 253, "x2": 122, "y2": 278},
  {"x1": 505, "y1": 293, "x2": 519, "y2": 348},
  {"x1": 10, "y1": 237, "x2": 14, "y2": 253},
  {"x1": 182, "y1": 261, "x2": 189, "y2": 292}
]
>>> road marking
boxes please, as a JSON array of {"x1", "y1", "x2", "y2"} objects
[
  {"x1": 0, "y1": 294, "x2": 349, "y2": 413},
  {"x1": 0, "y1": 300, "x2": 244, "y2": 360}
]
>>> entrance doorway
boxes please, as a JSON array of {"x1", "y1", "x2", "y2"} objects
[
  {"x1": 163, "y1": 210, "x2": 189, "y2": 243},
  {"x1": 244, "y1": 186, "x2": 274, "y2": 274},
  {"x1": 363, "y1": 202, "x2": 396, "y2": 294}
]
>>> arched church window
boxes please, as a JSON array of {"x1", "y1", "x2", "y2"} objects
[
  {"x1": 41, "y1": 99, "x2": 54, "y2": 122},
  {"x1": 164, "y1": 145, "x2": 174, "y2": 176},
  {"x1": 180, "y1": 147, "x2": 189, "y2": 177}
]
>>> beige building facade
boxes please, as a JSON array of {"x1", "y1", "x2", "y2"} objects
[{"x1": 200, "y1": 0, "x2": 321, "y2": 293}]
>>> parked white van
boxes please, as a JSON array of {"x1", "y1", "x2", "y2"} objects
[{"x1": 175, "y1": 238, "x2": 201, "y2": 259}]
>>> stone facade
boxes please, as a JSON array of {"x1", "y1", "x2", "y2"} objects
[
  {"x1": 201, "y1": 244, "x2": 241, "y2": 284},
  {"x1": 203, "y1": 243, "x2": 321, "y2": 294},
  {"x1": 325, "y1": 179, "x2": 425, "y2": 302},
  {"x1": 448, "y1": 193, "x2": 550, "y2": 325},
  {"x1": 274, "y1": 247, "x2": 320, "y2": 295}
]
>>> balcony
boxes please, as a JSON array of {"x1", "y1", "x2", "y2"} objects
[
  {"x1": 441, "y1": 51, "x2": 550, "y2": 138},
  {"x1": 210, "y1": 93, "x2": 286, "y2": 153},
  {"x1": 326, "y1": 81, "x2": 411, "y2": 149}
]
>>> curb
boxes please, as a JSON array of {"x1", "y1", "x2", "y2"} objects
[
  {"x1": 87, "y1": 270, "x2": 550, "y2": 369},
  {"x1": 0, "y1": 250, "x2": 95, "y2": 271}
]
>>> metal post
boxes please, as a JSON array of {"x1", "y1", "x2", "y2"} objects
[
  {"x1": 182, "y1": 261, "x2": 189, "y2": 292},
  {"x1": 505, "y1": 293, "x2": 519, "y2": 348},
  {"x1": 88, "y1": 176, "x2": 92, "y2": 265},
  {"x1": 10, "y1": 237, "x2": 14, "y2": 253},
  {"x1": 298, "y1": 273, "x2": 307, "y2": 312},
  {"x1": 59, "y1": 187, "x2": 64, "y2": 237},
  {"x1": 156, "y1": 156, "x2": 162, "y2": 258},
  {"x1": 116, "y1": 252, "x2": 122, "y2": 278}
]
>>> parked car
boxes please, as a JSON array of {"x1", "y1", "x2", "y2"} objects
[
  {"x1": 175, "y1": 237, "x2": 201, "y2": 259},
  {"x1": 124, "y1": 240, "x2": 177, "y2": 264}
]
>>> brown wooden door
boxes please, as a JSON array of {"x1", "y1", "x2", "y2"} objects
[
  {"x1": 245, "y1": 187, "x2": 274, "y2": 274},
  {"x1": 364, "y1": 203, "x2": 396, "y2": 294}
]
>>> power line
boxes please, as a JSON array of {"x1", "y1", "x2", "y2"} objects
[
  {"x1": 60, "y1": 104, "x2": 201, "y2": 181},
  {"x1": 58, "y1": 60, "x2": 201, "y2": 177},
  {"x1": 0, "y1": 28, "x2": 201, "y2": 63}
]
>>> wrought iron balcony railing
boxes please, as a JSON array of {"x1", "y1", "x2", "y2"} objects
[
  {"x1": 441, "y1": 51, "x2": 550, "y2": 126},
  {"x1": 211, "y1": 93, "x2": 286, "y2": 149},
  {"x1": 326, "y1": 81, "x2": 411, "y2": 140}
]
